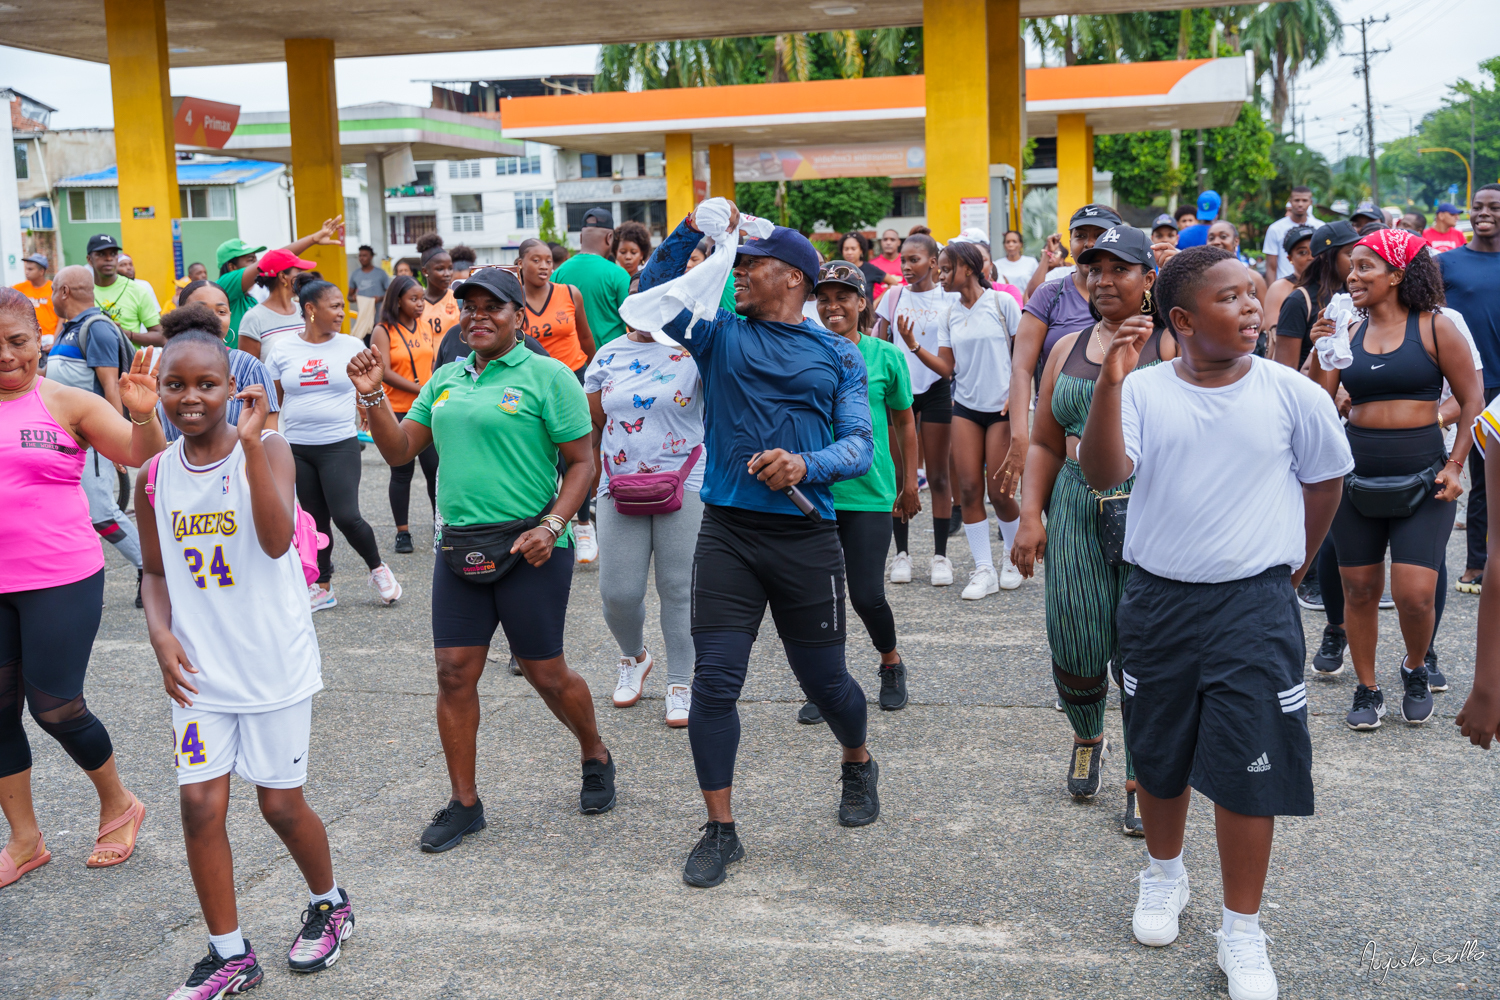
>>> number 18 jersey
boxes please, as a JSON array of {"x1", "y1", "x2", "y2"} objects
[{"x1": 152, "y1": 432, "x2": 323, "y2": 713}]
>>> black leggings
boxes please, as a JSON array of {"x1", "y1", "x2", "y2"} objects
[
  {"x1": 1332, "y1": 424, "x2": 1455, "y2": 571},
  {"x1": 1321, "y1": 526, "x2": 1447, "y2": 654},
  {"x1": 389, "y1": 412, "x2": 438, "y2": 528},
  {"x1": 836, "y1": 510, "x2": 898, "y2": 654},
  {"x1": 0, "y1": 571, "x2": 113, "y2": 778},
  {"x1": 291, "y1": 437, "x2": 383, "y2": 583}
]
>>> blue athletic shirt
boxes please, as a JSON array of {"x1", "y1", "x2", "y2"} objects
[{"x1": 637, "y1": 218, "x2": 873, "y2": 519}]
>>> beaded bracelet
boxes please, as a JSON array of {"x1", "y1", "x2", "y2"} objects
[{"x1": 356, "y1": 387, "x2": 387, "y2": 408}]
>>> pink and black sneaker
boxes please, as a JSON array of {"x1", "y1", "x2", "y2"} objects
[
  {"x1": 166, "y1": 942, "x2": 262, "y2": 999},
  {"x1": 287, "y1": 888, "x2": 355, "y2": 972}
]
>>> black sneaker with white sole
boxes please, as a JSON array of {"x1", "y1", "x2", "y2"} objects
[
  {"x1": 1345, "y1": 684, "x2": 1385, "y2": 730},
  {"x1": 1121, "y1": 788, "x2": 1145, "y2": 837},
  {"x1": 797, "y1": 701, "x2": 824, "y2": 725},
  {"x1": 1066, "y1": 739, "x2": 1106, "y2": 799},
  {"x1": 580, "y1": 753, "x2": 617, "y2": 814},
  {"x1": 837, "y1": 756, "x2": 880, "y2": 827},
  {"x1": 1400, "y1": 660, "x2": 1434, "y2": 724},
  {"x1": 1312, "y1": 624, "x2": 1347, "y2": 676},
  {"x1": 682, "y1": 821, "x2": 744, "y2": 888},
  {"x1": 394, "y1": 530, "x2": 414, "y2": 554},
  {"x1": 878, "y1": 660, "x2": 908, "y2": 711},
  {"x1": 1295, "y1": 577, "x2": 1323, "y2": 611},
  {"x1": 420, "y1": 798, "x2": 486, "y2": 853},
  {"x1": 1424, "y1": 649, "x2": 1449, "y2": 692}
]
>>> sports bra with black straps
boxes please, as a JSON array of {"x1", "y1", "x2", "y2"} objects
[{"x1": 1341, "y1": 310, "x2": 1443, "y2": 406}]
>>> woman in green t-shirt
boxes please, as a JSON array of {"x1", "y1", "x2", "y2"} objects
[{"x1": 348, "y1": 267, "x2": 616, "y2": 854}]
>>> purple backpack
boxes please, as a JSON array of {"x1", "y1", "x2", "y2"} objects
[{"x1": 604, "y1": 445, "x2": 702, "y2": 516}]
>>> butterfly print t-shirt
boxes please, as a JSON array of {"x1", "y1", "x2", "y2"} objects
[{"x1": 584, "y1": 339, "x2": 706, "y2": 498}]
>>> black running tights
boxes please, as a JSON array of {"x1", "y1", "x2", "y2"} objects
[
  {"x1": 291, "y1": 437, "x2": 383, "y2": 583},
  {"x1": 836, "y1": 510, "x2": 898, "y2": 654},
  {"x1": 389, "y1": 413, "x2": 438, "y2": 527},
  {"x1": 1320, "y1": 530, "x2": 1447, "y2": 654}
]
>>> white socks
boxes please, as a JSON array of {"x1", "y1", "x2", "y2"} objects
[
  {"x1": 1223, "y1": 906, "x2": 1260, "y2": 936},
  {"x1": 209, "y1": 927, "x2": 245, "y2": 959},
  {"x1": 997, "y1": 515, "x2": 1019, "y2": 552},
  {"x1": 1149, "y1": 850, "x2": 1185, "y2": 881},
  {"x1": 963, "y1": 520, "x2": 993, "y2": 569},
  {"x1": 310, "y1": 881, "x2": 342, "y2": 907}
]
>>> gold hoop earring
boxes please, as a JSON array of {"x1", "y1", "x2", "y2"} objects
[{"x1": 1141, "y1": 289, "x2": 1153, "y2": 314}]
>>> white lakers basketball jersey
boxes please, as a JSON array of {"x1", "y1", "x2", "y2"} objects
[{"x1": 152, "y1": 431, "x2": 323, "y2": 713}]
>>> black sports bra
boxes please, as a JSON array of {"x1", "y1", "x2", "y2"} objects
[
  {"x1": 1342, "y1": 310, "x2": 1443, "y2": 406},
  {"x1": 1059, "y1": 323, "x2": 1165, "y2": 380}
]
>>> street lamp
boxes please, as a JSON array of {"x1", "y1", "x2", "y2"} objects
[{"x1": 1419, "y1": 147, "x2": 1471, "y2": 209}]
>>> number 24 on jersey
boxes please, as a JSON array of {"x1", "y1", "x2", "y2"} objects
[{"x1": 184, "y1": 545, "x2": 235, "y2": 589}]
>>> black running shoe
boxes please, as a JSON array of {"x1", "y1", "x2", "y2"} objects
[
  {"x1": 948, "y1": 508, "x2": 963, "y2": 537},
  {"x1": 420, "y1": 798, "x2": 486, "y2": 853},
  {"x1": 509, "y1": 654, "x2": 523, "y2": 676},
  {"x1": 1295, "y1": 577, "x2": 1323, "y2": 611},
  {"x1": 837, "y1": 756, "x2": 880, "y2": 827},
  {"x1": 1424, "y1": 649, "x2": 1449, "y2": 692},
  {"x1": 1121, "y1": 788, "x2": 1145, "y2": 837},
  {"x1": 1346, "y1": 684, "x2": 1385, "y2": 730},
  {"x1": 683, "y1": 820, "x2": 744, "y2": 888},
  {"x1": 797, "y1": 701, "x2": 824, "y2": 725},
  {"x1": 878, "y1": 660, "x2": 908, "y2": 711},
  {"x1": 1066, "y1": 739, "x2": 1106, "y2": 799},
  {"x1": 394, "y1": 530, "x2": 414, "y2": 554},
  {"x1": 1400, "y1": 660, "x2": 1434, "y2": 724},
  {"x1": 1313, "y1": 624, "x2": 1347, "y2": 676},
  {"x1": 135, "y1": 569, "x2": 144, "y2": 610},
  {"x1": 580, "y1": 753, "x2": 616, "y2": 814}
]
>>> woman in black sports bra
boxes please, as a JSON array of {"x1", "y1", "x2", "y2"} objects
[{"x1": 1310, "y1": 229, "x2": 1484, "y2": 731}]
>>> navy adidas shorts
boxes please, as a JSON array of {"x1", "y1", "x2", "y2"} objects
[{"x1": 1117, "y1": 565, "x2": 1314, "y2": 817}]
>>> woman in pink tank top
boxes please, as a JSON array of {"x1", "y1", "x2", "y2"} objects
[{"x1": 0, "y1": 285, "x2": 164, "y2": 887}]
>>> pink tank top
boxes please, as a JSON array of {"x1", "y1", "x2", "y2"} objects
[{"x1": 1, "y1": 383, "x2": 105, "y2": 592}]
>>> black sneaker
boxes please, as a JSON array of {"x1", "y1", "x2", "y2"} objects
[
  {"x1": 135, "y1": 569, "x2": 144, "y2": 609},
  {"x1": 682, "y1": 820, "x2": 744, "y2": 888},
  {"x1": 1295, "y1": 577, "x2": 1323, "y2": 611},
  {"x1": 1066, "y1": 739, "x2": 1106, "y2": 799},
  {"x1": 1346, "y1": 684, "x2": 1385, "y2": 730},
  {"x1": 1312, "y1": 624, "x2": 1347, "y2": 676},
  {"x1": 837, "y1": 756, "x2": 880, "y2": 827},
  {"x1": 878, "y1": 660, "x2": 908, "y2": 711},
  {"x1": 797, "y1": 701, "x2": 824, "y2": 725},
  {"x1": 948, "y1": 508, "x2": 963, "y2": 537},
  {"x1": 420, "y1": 798, "x2": 486, "y2": 853},
  {"x1": 580, "y1": 753, "x2": 616, "y2": 814},
  {"x1": 1424, "y1": 649, "x2": 1449, "y2": 692},
  {"x1": 1400, "y1": 660, "x2": 1434, "y2": 724},
  {"x1": 394, "y1": 530, "x2": 414, "y2": 554},
  {"x1": 1121, "y1": 788, "x2": 1145, "y2": 837},
  {"x1": 509, "y1": 654, "x2": 523, "y2": 676}
]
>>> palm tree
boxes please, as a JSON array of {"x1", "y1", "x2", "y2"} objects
[{"x1": 1245, "y1": 0, "x2": 1342, "y2": 132}]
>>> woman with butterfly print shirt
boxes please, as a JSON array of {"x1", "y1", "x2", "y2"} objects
[{"x1": 584, "y1": 331, "x2": 707, "y2": 726}]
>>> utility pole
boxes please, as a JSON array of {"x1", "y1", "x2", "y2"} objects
[{"x1": 1343, "y1": 16, "x2": 1391, "y2": 203}]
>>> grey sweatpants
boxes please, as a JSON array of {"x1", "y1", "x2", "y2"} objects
[
  {"x1": 83, "y1": 447, "x2": 141, "y2": 570},
  {"x1": 594, "y1": 490, "x2": 704, "y2": 687}
]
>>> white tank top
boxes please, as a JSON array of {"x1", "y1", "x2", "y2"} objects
[{"x1": 153, "y1": 431, "x2": 323, "y2": 713}]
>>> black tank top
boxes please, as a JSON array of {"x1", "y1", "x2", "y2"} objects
[
  {"x1": 1342, "y1": 310, "x2": 1443, "y2": 406},
  {"x1": 1059, "y1": 322, "x2": 1165, "y2": 380}
]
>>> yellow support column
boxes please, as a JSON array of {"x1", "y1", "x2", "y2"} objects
[
  {"x1": 104, "y1": 0, "x2": 180, "y2": 303},
  {"x1": 1055, "y1": 113, "x2": 1095, "y2": 242},
  {"x1": 665, "y1": 133, "x2": 696, "y2": 224},
  {"x1": 987, "y1": 0, "x2": 1024, "y2": 232},
  {"x1": 925, "y1": 0, "x2": 990, "y2": 242},
  {"x1": 285, "y1": 39, "x2": 348, "y2": 312},
  {"x1": 708, "y1": 143, "x2": 736, "y2": 202}
]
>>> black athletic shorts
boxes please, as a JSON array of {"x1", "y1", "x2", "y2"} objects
[
  {"x1": 691, "y1": 503, "x2": 847, "y2": 647},
  {"x1": 431, "y1": 542, "x2": 574, "y2": 659},
  {"x1": 952, "y1": 402, "x2": 1010, "y2": 427},
  {"x1": 1117, "y1": 564, "x2": 1313, "y2": 818},
  {"x1": 909, "y1": 377, "x2": 953, "y2": 424},
  {"x1": 1333, "y1": 423, "x2": 1455, "y2": 571}
]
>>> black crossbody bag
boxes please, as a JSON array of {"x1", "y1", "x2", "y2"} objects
[
  {"x1": 1345, "y1": 458, "x2": 1444, "y2": 520},
  {"x1": 439, "y1": 500, "x2": 556, "y2": 585},
  {"x1": 1095, "y1": 492, "x2": 1130, "y2": 567}
]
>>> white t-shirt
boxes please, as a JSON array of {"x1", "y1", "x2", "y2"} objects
[
  {"x1": 993, "y1": 254, "x2": 1039, "y2": 289},
  {"x1": 238, "y1": 302, "x2": 305, "y2": 354},
  {"x1": 1263, "y1": 213, "x2": 1324, "y2": 279},
  {"x1": 936, "y1": 289, "x2": 1022, "y2": 412},
  {"x1": 263, "y1": 333, "x2": 367, "y2": 445},
  {"x1": 1119, "y1": 357, "x2": 1353, "y2": 584},
  {"x1": 875, "y1": 285, "x2": 957, "y2": 394},
  {"x1": 1439, "y1": 306, "x2": 1484, "y2": 451},
  {"x1": 584, "y1": 339, "x2": 707, "y2": 498}
]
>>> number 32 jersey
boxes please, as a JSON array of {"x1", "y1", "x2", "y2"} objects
[{"x1": 152, "y1": 432, "x2": 323, "y2": 713}]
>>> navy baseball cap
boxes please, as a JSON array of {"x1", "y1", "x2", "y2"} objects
[
  {"x1": 1282, "y1": 223, "x2": 1316, "y2": 254},
  {"x1": 581, "y1": 206, "x2": 614, "y2": 229},
  {"x1": 1076, "y1": 226, "x2": 1155, "y2": 268},
  {"x1": 816, "y1": 260, "x2": 868, "y2": 297},
  {"x1": 1151, "y1": 213, "x2": 1178, "y2": 231},
  {"x1": 736, "y1": 226, "x2": 821, "y2": 288},
  {"x1": 1350, "y1": 200, "x2": 1381, "y2": 222},
  {"x1": 1196, "y1": 190, "x2": 1221, "y2": 221},
  {"x1": 1437, "y1": 201, "x2": 1462, "y2": 216},
  {"x1": 1068, "y1": 204, "x2": 1123, "y2": 231}
]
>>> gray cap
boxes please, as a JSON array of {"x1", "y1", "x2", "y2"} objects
[{"x1": 21, "y1": 252, "x2": 47, "y2": 268}]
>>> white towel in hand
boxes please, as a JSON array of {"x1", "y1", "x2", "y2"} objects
[{"x1": 1315, "y1": 292, "x2": 1355, "y2": 370}]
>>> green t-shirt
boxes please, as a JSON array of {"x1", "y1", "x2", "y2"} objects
[
  {"x1": 831, "y1": 333, "x2": 913, "y2": 512},
  {"x1": 93, "y1": 277, "x2": 160, "y2": 339},
  {"x1": 215, "y1": 268, "x2": 258, "y2": 350},
  {"x1": 552, "y1": 252, "x2": 630, "y2": 346},
  {"x1": 405, "y1": 345, "x2": 593, "y2": 545}
]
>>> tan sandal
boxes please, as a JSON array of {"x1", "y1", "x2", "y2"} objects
[
  {"x1": 0, "y1": 837, "x2": 51, "y2": 888},
  {"x1": 86, "y1": 794, "x2": 145, "y2": 868}
]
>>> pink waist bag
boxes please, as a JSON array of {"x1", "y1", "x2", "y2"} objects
[{"x1": 605, "y1": 445, "x2": 702, "y2": 516}]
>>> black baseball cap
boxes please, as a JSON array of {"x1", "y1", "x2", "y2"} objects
[
  {"x1": 453, "y1": 265, "x2": 524, "y2": 306},
  {"x1": 1151, "y1": 213, "x2": 1178, "y2": 232},
  {"x1": 1282, "y1": 223, "x2": 1316, "y2": 254},
  {"x1": 736, "y1": 226, "x2": 822, "y2": 289},
  {"x1": 581, "y1": 207, "x2": 614, "y2": 229},
  {"x1": 1069, "y1": 204, "x2": 1124, "y2": 231},
  {"x1": 1350, "y1": 200, "x2": 1381, "y2": 222},
  {"x1": 1310, "y1": 221, "x2": 1359, "y2": 256},
  {"x1": 815, "y1": 260, "x2": 868, "y2": 297},
  {"x1": 1075, "y1": 226, "x2": 1154, "y2": 267},
  {"x1": 87, "y1": 233, "x2": 121, "y2": 255}
]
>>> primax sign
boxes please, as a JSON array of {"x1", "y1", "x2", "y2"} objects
[{"x1": 173, "y1": 96, "x2": 241, "y2": 150}]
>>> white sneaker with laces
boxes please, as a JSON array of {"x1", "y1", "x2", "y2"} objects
[
  {"x1": 961, "y1": 565, "x2": 999, "y2": 600},
  {"x1": 664, "y1": 683, "x2": 691, "y2": 728},
  {"x1": 613, "y1": 651, "x2": 653, "y2": 707},
  {"x1": 998, "y1": 548, "x2": 1023, "y2": 590},
  {"x1": 1215, "y1": 921, "x2": 1278, "y2": 1000},
  {"x1": 575, "y1": 523, "x2": 599, "y2": 564},
  {"x1": 368, "y1": 563, "x2": 402, "y2": 605},
  {"x1": 930, "y1": 555, "x2": 954, "y2": 586},
  {"x1": 309, "y1": 584, "x2": 337, "y2": 612},
  {"x1": 889, "y1": 551, "x2": 913, "y2": 584},
  {"x1": 1132, "y1": 863, "x2": 1190, "y2": 946}
]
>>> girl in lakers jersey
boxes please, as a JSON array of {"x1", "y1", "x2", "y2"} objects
[{"x1": 137, "y1": 329, "x2": 354, "y2": 998}]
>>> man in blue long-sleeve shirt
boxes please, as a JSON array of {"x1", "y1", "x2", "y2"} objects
[{"x1": 637, "y1": 206, "x2": 878, "y2": 888}]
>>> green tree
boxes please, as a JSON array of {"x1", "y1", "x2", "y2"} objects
[
  {"x1": 735, "y1": 178, "x2": 893, "y2": 235},
  {"x1": 1244, "y1": 0, "x2": 1342, "y2": 131},
  {"x1": 1379, "y1": 57, "x2": 1500, "y2": 209},
  {"x1": 537, "y1": 199, "x2": 564, "y2": 245}
]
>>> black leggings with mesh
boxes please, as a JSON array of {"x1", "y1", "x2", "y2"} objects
[{"x1": 0, "y1": 570, "x2": 114, "y2": 778}]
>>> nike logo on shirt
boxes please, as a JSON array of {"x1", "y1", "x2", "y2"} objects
[
  {"x1": 1371, "y1": 364, "x2": 1386, "y2": 369},
  {"x1": 293, "y1": 753, "x2": 305, "y2": 764}
]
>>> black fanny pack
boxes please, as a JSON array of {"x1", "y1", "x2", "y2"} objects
[
  {"x1": 1345, "y1": 458, "x2": 1444, "y2": 520},
  {"x1": 439, "y1": 501, "x2": 555, "y2": 584}
]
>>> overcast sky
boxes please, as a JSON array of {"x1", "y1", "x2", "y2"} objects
[{"x1": 2, "y1": 0, "x2": 1491, "y2": 165}]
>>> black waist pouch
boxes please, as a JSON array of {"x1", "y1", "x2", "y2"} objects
[
  {"x1": 1345, "y1": 458, "x2": 1443, "y2": 520},
  {"x1": 439, "y1": 501, "x2": 555, "y2": 584}
]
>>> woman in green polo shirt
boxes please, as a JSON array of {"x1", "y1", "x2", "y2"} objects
[{"x1": 348, "y1": 267, "x2": 615, "y2": 854}]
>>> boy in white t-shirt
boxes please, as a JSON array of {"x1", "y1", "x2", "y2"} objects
[{"x1": 1079, "y1": 246, "x2": 1353, "y2": 1000}]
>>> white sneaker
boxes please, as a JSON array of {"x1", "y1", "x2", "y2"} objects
[
  {"x1": 368, "y1": 563, "x2": 402, "y2": 605},
  {"x1": 664, "y1": 683, "x2": 691, "y2": 728},
  {"x1": 575, "y1": 522, "x2": 598, "y2": 564},
  {"x1": 1132, "y1": 863, "x2": 1190, "y2": 946},
  {"x1": 890, "y1": 551, "x2": 913, "y2": 584},
  {"x1": 1215, "y1": 921, "x2": 1278, "y2": 1000},
  {"x1": 930, "y1": 554, "x2": 954, "y2": 586},
  {"x1": 309, "y1": 584, "x2": 337, "y2": 612},
  {"x1": 612, "y1": 650, "x2": 653, "y2": 707},
  {"x1": 998, "y1": 548, "x2": 1023, "y2": 590},
  {"x1": 961, "y1": 565, "x2": 999, "y2": 600}
]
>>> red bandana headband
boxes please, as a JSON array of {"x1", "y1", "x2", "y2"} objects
[{"x1": 1356, "y1": 228, "x2": 1427, "y2": 270}]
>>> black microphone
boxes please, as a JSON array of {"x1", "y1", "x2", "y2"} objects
[{"x1": 749, "y1": 452, "x2": 823, "y2": 522}]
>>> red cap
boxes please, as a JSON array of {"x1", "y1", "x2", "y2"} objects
[{"x1": 257, "y1": 247, "x2": 317, "y2": 276}]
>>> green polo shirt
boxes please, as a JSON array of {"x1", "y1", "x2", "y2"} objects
[
  {"x1": 552, "y1": 251, "x2": 630, "y2": 346},
  {"x1": 406, "y1": 345, "x2": 592, "y2": 544},
  {"x1": 831, "y1": 333, "x2": 913, "y2": 512},
  {"x1": 215, "y1": 268, "x2": 257, "y2": 350}
]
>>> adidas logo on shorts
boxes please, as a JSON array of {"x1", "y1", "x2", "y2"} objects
[{"x1": 1246, "y1": 753, "x2": 1271, "y2": 773}]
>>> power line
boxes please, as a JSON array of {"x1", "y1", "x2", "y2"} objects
[{"x1": 1342, "y1": 14, "x2": 1392, "y2": 200}]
